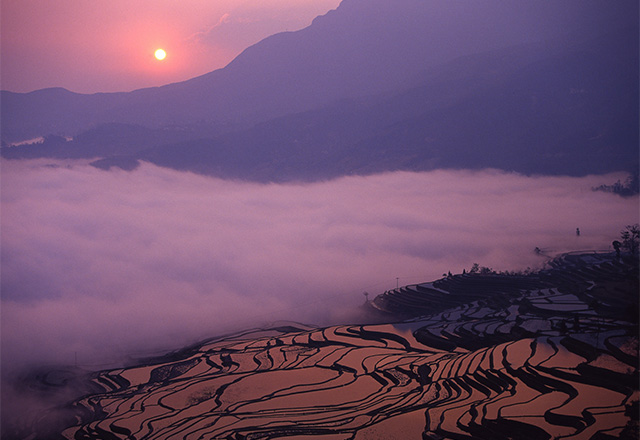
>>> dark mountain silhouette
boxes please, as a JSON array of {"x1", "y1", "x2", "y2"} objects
[
  {"x1": 1, "y1": 0, "x2": 638, "y2": 180},
  {"x1": 133, "y1": 25, "x2": 638, "y2": 181}
]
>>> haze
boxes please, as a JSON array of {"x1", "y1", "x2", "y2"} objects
[
  {"x1": 1, "y1": 2, "x2": 638, "y2": 436},
  {"x1": 0, "y1": 0, "x2": 340, "y2": 93},
  {"x1": 2, "y1": 160, "x2": 637, "y2": 373}
]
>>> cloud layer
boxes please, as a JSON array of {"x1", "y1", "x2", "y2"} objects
[{"x1": 1, "y1": 160, "x2": 638, "y2": 372}]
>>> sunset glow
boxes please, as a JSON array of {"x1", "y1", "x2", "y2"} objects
[
  {"x1": 1, "y1": 1, "x2": 638, "y2": 438},
  {"x1": 0, "y1": 0, "x2": 342, "y2": 93}
]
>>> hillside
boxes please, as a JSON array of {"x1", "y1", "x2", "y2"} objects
[
  {"x1": 3, "y1": 23, "x2": 637, "y2": 180},
  {"x1": 137, "y1": 25, "x2": 638, "y2": 180},
  {"x1": 6, "y1": 0, "x2": 631, "y2": 139},
  {"x1": 1, "y1": 0, "x2": 638, "y2": 180},
  {"x1": 8, "y1": 251, "x2": 638, "y2": 439}
]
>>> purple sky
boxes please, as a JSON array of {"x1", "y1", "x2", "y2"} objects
[
  {"x1": 1, "y1": 0, "x2": 638, "y2": 416},
  {"x1": 2, "y1": 160, "x2": 637, "y2": 372},
  {"x1": 0, "y1": 0, "x2": 340, "y2": 93},
  {"x1": 4, "y1": 0, "x2": 634, "y2": 95}
]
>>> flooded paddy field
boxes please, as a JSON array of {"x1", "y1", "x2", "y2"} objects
[{"x1": 11, "y1": 251, "x2": 637, "y2": 440}]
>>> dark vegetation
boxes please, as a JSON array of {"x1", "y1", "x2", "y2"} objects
[{"x1": 594, "y1": 172, "x2": 640, "y2": 197}]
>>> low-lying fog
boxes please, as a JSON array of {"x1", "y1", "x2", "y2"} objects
[{"x1": 2, "y1": 159, "x2": 638, "y2": 373}]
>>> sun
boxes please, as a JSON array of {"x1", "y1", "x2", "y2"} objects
[{"x1": 154, "y1": 49, "x2": 167, "y2": 61}]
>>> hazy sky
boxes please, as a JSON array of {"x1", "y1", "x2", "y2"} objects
[
  {"x1": 1, "y1": 0, "x2": 340, "y2": 93},
  {"x1": 2, "y1": 160, "x2": 637, "y2": 372}
]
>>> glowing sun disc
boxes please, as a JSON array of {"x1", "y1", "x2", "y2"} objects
[{"x1": 154, "y1": 49, "x2": 167, "y2": 60}]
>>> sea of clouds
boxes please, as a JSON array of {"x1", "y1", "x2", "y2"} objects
[{"x1": 1, "y1": 159, "x2": 638, "y2": 373}]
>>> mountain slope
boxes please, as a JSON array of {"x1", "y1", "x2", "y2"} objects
[
  {"x1": 128, "y1": 25, "x2": 640, "y2": 179},
  {"x1": 2, "y1": 0, "x2": 637, "y2": 180},
  {"x1": 4, "y1": 24, "x2": 637, "y2": 180},
  {"x1": 2, "y1": 0, "x2": 635, "y2": 142},
  {"x1": 10, "y1": 252, "x2": 638, "y2": 440}
]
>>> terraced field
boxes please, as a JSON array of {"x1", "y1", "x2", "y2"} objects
[{"x1": 27, "y1": 253, "x2": 640, "y2": 439}]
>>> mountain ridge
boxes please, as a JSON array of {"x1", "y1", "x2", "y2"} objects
[
  {"x1": 1, "y1": 0, "x2": 637, "y2": 180},
  {"x1": 3, "y1": 0, "x2": 635, "y2": 139}
]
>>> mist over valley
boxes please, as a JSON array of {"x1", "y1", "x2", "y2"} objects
[
  {"x1": 1, "y1": 0, "x2": 638, "y2": 438},
  {"x1": 2, "y1": 160, "x2": 636, "y2": 371}
]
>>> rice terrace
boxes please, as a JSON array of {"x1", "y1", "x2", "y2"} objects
[
  {"x1": 14, "y1": 227, "x2": 639, "y2": 440},
  {"x1": 2, "y1": 0, "x2": 638, "y2": 438}
]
